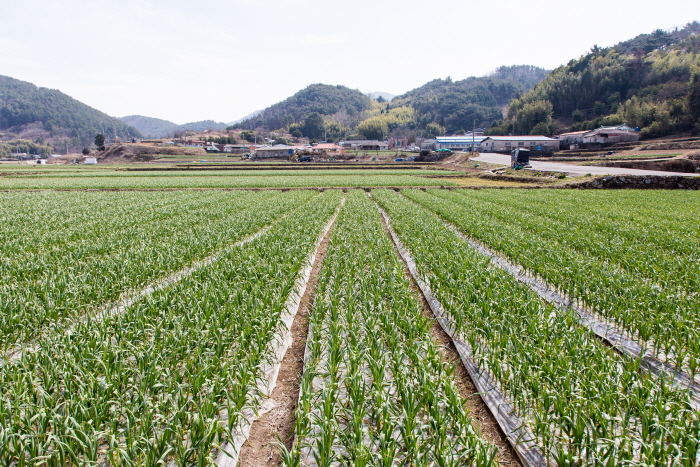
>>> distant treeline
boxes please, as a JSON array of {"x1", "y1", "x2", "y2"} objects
[{"x1": 0, "y1": 139, "x2": 53, "y2": 158}]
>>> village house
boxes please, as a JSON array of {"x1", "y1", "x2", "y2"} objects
[
  {"x1": 310, "y1": 143, "x2": 345, "y2": 156},
  {"x1": 479, "y1": 136, "x2": 559, "y2": 155},
  {"x1": 432, "y1": 135, "x2": 488, "y2": 152},
  {"x1": 558, "y1": 125, "x2": 639, "y2": 149},
  {"x1": 204, "y1": 143, "x2": 249, "y2": 153},
  {"x1": 252, "y1": 144, "x2": 295, "y2": 159},
  {"x1": 340, "y1": 140, "x2": 389, "y2": 151},
  {"x1": 557, "y1": 130, "x2": 589, "y2": 149},
  {"x1": 181, "y1": 139, "x2": 205, "y2": 148},
  {"x1": 582, "y1": 125, "x2": 640, "y2": 146}
]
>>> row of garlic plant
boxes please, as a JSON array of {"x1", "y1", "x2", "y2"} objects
[
  {"x1": 0, "y1": 190, "x2": 309, "y2": 350},
  {"x1": 0, "y1": 174, "x2": 451, "y2": 190},
  {"x1": 405, "y1": 188, "x2": 700, "y2": 377},
  {"x1": 454, "y1": 188, "x2": 699, "y2": 294},
  {"x1": 372, "y1": 189, "x2": 700, "y2": 467},
  {"x1": 0, "y1": 190, "x2": 224, "y2": 250},
  {"x1": 288, "y1": 191, "x2": 498, "y2": 467},
  {"x1": 0, "y1": 190, "x2": 343, "y2": 467},
  {"x1": 19, "y1": 169, "x2": 445, "y2": 178}
]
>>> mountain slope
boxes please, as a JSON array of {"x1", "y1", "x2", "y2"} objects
[
  {"x1": 120, "y1": 116, "x2": 228, "y2": 138},
  {"x1": 0, "y1": 75, "x2": 141, "y2": 149},
  {"x1": 234, "y1": 84, "x2": 373, "y2": 131},
  {"x1": 227, "y1": 110, "x2": 263, "y2": 126},
  {"x1": 120, "y1": 115, "x2": 178, "y2": 138},
  {"x1": 391, "y1": 65, "x2": 550, "y2": 133},
  {"x1": 500, "y1": 21, "x2": 700, "y2": 137},
  {"x1": 179, "y1": 120, "x2": 227, "y2": 133},
  {"x1": 367, "y1": 92, "x2": 395, "y2": 101}
]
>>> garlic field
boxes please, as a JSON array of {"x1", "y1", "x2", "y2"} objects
[{"x1": 0, "y1": 188, "x2": 698, "y2": 466}]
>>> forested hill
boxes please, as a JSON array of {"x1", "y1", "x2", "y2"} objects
[
  {"x1": 0, "y1": 75, "x2": 141, "y2": 148},
  {"x1": 233, "y1": 84, "x2": 373, "y2": 131},
  {"x1": 120, "y1": 116, "x2": 229, "y2": 138},
  {"x1": 494, "y1": 21, "x2": 700, "y2": 138},
  {"x1": 120, "y1": 115, "x2": 178, "y2": 138},
  {"x1": 389, "y1": 65, "x2": 550, "y2": 133}
]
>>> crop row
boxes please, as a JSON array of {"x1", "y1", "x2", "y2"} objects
[
  {"x1": 0, "y1": 190, "x2": 343, "y2": 466},
  {"x1": 0, "y1": 175, "x2": 452, "y2": 190},
  {"x1": 0, "y1": 190, "x2": 311, "y2": 350},
  {"x1": 403, "y1": 188, "x2": 700, "y2": 376},
  {"x1": 9, "y1": 169, "x2": 446, "y2": 178},
  {"x1": 447, "y1": 188, "x2": 699, "y2": 294},
  {"x1": 372, "y1": 189, "x2": 700, "y2": 466},
  {"x1": 289, "y1": 191, "x2": 498, "y2": 466}
]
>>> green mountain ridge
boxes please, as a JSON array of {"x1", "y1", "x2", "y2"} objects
[
  {"x1": 119, "y1": 115, "x2": 228, "y2": 139},
  {"x1": 0, "y1": 75, "x2": 141, "y2": 153},
  {"x1": 390, "y1": 65, "x2": 551, "y2": 134},
  {"x1": 232, "y1": 67, "x2": 550, "y2": 141},
  {"x1": 491, "y1": 21, "x2": 700, "y2": 137},
  {"x1": 234, "y1": 84, "x2": 373, "y2": 133}
]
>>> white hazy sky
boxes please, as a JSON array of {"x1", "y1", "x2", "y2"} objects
[{"x1": 2, "y1": 0, "x2": 698, "y2": 124}]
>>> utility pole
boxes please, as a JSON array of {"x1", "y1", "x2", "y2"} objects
[{"x1": 472, "y1": 119, "x2": 475, "y2": 154}]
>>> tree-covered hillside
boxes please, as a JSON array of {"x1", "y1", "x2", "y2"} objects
[
  {"x1": 389, "y1": 65, "x2": 550, "y2": 134},
  {"x1": 232, "y1": 68, "x2": 548, "y2": 141},
  {"x1": 492, "y1": 22, "x2": 700, "y2": 137},
  {"x1": 120, "y1": 115, "x2": 178, "y2": 139},
  {"x1": 0, "y1": 75, "x2": 141, "y2": 150},
  {"x1": 233, "y1": 84, "x2": 373, "y2": 132},
  {"x1": 178, "y1": 120, "x2": 228, "y2": 133},
  {"x1": 120, "y1": 116, "x2": 228, "y2": 138}
]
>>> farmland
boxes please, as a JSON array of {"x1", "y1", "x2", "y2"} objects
[
  {"x1": 0, "y1": 168, "x2": 456, "y2": 190},
  {"x1": 1, "y1": 184, "x2": 699, "y2": 466}
]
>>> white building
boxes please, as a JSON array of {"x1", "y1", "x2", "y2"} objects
[
  {"x1": 252, "y1": 145, "x2": 295, "y2": 159},
  {"x1": 479, "y1": 136, "x2": 559, "y2": 154},
  {"x1": 339, "y1": 140, "x2": 388, "y2": 151},
  {"x1": 433, "y1": 136, "x2": 488, "y2": 151},
  {"x1": 582, "y1": 125, "x2": 640, "y2": 145}
]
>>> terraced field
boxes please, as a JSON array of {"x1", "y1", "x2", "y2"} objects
[{"x1": 1, "y1": 187, "x2": 698, "y2": 466}]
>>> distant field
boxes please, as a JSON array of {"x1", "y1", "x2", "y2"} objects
[
  {"x1": 432, "y1": 176, "x2": 538, "y2": 187},
  {"x1": 0, "y1": 172, "x2": 456, "y2": 189},
  {"x1": 3, "y1": 169, "x2": 446, "y2": 177}
]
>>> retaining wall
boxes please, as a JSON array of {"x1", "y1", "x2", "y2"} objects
[{"x1": 569, "y1": 175, "x2": 700, "y2": 190}]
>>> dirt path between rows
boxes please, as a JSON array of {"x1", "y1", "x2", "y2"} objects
[
  {"x1": 237, "y1": 215, "x2": 336, "y2": 466},
  {"x1": 376, "y1": 201, "x2": 521, "y2": 467}
]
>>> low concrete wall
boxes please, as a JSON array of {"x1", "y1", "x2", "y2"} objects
[{"x1": 569, "y1": 175, "x2": 700, "y2": 190}]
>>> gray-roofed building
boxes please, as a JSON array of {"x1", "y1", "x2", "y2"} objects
[
  {"x1": 480, "y1": 136, "x2": 559, "y2": 155},
  {"x1": 581, "y1": 125, "x2": 640, "y2": 146},
  {"x1": 339, "y1": 140, "x2": 388, "y2": 151},
  {"x1": 252, "y1": 144, "x2": 296, "y2": 159}
]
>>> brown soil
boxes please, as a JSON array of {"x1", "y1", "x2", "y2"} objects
[
  {"x1": 237, "y1": 215, "x2": 336, "y2": 467},
  {"x1": 375, "y1": 203, "x2": 521, "y2": 467},
  {"x1": 95, "y1": 144, "x2": 206, "y2": 163}
]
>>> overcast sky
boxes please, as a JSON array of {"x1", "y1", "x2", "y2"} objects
[{"x1": 2, "y1": 0, "x2": 698, "y2": 124}]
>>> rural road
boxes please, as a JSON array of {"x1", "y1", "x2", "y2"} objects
[{"x1": 472, "y1": 153, "x2": 700, "y2": 177}]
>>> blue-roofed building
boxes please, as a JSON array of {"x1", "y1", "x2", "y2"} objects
[{"x1": 431, "y1": 136, "x2": 488, "y2": 151}]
